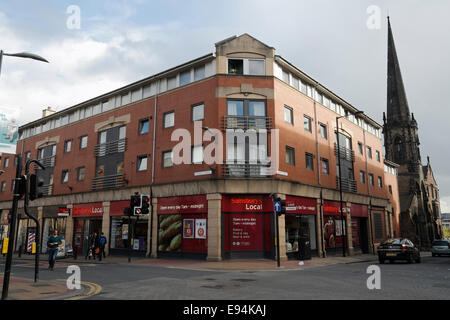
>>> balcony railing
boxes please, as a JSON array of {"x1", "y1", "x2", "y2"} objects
[
  {"x1": 94, "y1": 138, "x2": 127, "y2": 157},
  {"x1": 38, "y1": 156, "x2": 56, "y2": 168},
  {"x1": 222, "y1": 116, "x2": 272, "y2": 130},
  {"x1": 334, "y1": 144, "x2": 355, "y2": 162},
  {"x1": 336, "y1": 177, "x2": 357, "y2": 193},
  {"x1": 92, "y1": 173, "x2": 125, "y2": 191},
  {"x1": 40, "y1": 184, "x2": 53, "y2": 196},
  {"x1": 223, "y1": 162, "x2": 271, "y2": 177}
]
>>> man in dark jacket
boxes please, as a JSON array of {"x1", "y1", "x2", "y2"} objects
[
  {"x1": 47, "y1": 229, "x2": 62, "y2": 271},
  {"x1": 98, "y1": 232, "x2": 107, "y2": 261}
]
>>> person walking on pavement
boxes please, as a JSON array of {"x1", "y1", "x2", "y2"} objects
[
  {"x1": 98, "y1": 232, "x2": 107, "y2": 261},
  {"x1": 85, "y1": 232, "x2": 97, "y2": 260},
  {"x1": 47, "y1": 229, "x2": 62, "y2": 271}
]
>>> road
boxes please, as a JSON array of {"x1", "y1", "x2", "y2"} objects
[{"x1": 1, "y1": 255, "x2": 449, "y2": 300}]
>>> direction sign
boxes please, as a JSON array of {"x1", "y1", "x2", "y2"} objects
[{"x1": 274, "y1": 201, "x2": 281, "y2": 212}]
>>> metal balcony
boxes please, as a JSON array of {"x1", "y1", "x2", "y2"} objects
[
  {"x1": 222, "y1": 116, "x2": 272, "y2": 131},
  {"x1": 40, "y1": 184, "x2": 53, "y2": 196},
  {"x1": 336, "y1": 177, "x2": 357, "y2": 193},
  {"x1": 92, "y1": 174, "x2": 125, "y2": 191},
  {"x1": 223, "y1": 162, "x2": 271, "y2": 177},
  {"x1": 334, "y1": 144, "x2": 355, "y2": 162},
  {"x1": 38, "y1": 156, "x2": 56, "y2": 168},
  {"x1": 94, "y1": 138, "x2": 127, "y2": 157}
]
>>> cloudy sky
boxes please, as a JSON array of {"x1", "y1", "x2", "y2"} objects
[{"x1": 1, "y1": 0, "x2": 449, "y2": 210}]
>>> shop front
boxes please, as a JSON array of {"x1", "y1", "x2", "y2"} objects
[
  {"x1": 1, "y1": 210, "x2": 10, "y2": 252},
  {"x1": 323, "y1": 200, "x2": 346, "y2": 254},
  {"x1": 15, "y1": 207, "x2": 38, "y2": 254},
  {"x1": 285, "y1": 196, "x2": 317, "y2": 259},
  {"x1": 72, "y1": 202, "x2": 103, "y2": 257},
  {"x1": 41, "y1": 205, "x2": 69, "y2": 254},
  {"x1": 110, "y1": 200, "x2": 148, "y2": 256},
  {"x1": 222, "y1": 194, "x2": 273, "y2": 260},
  {"x1": 371, "y1": 206, "x2": 387, "y2": 244},
  {"x1": 350, "y1": 203, "x2": 369, "y2": 253},
  {"x1": 157, "y1": 195, "x2": 208, "y2": 259}
]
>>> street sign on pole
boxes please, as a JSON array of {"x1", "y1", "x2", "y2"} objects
[{"x1": 274, "y1": 201, "x2": 281, "y2": 213}]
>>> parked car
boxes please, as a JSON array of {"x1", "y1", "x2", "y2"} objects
[
  {"x1": 431, "y1": 239, "x2": 450, "y2": 257},
  {"x1": 377, "y1": 238, "x2": 421, "y2": 264}
]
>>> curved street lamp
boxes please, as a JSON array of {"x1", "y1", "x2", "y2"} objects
[{"x1": 0, "y1": 50, "x2": 49, "y2": 77}]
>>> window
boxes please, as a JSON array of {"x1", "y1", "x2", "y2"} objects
[
  {"x1": 137, "y1": 155, "x2": 148, "y2": 171},
  {"x1": 389, "y1": 185, "x2": 393, "y2": 194},
  {"x1": 228, "y1": 59, "x2": 243, "y2": 75},
  {"x1": 291, "y1": 77, "x2": 299, "y2": 90},
  {"x1": 96, "y1": 165, "x2": 104, "y2": 177},
  {"x1": 305, "y1": 153, "x2": 314, "y2": 170},
  {"x1": 192, "y1": 103, "x2": 204, "y2": 121},
  {"x1": 80, "y1": 135, "x2": 88, "y2": 149},
  {"x1": 92, "y1": 104, "x2": 101, "y2": 115},
  {"x1": 194, "y1": 66, "x2": 205, "y2": 81},
  {"x1": 179, "y1": 70, "x2": 191, "y2": 86},
  {"x1": 139, "y1": 119, "x2": 149, "y2": 135},
  {"x1": 164, "y1": 111, "x2": 175, "y2": 128},
  {"x1": 162, "y1": 151, "x2": 173, "y2": 168},
  {"x1": 25, "y1": 152, "x2": 31, "y2": 161},
  {"x1": 11, "y1": 179, "x2": 15, "y2": 191},
  {"x1": 77, "y1": 167, "x2": 85, "y2": 181},
  {"x1": 378, "y1": 176, "x2": 383, "y2": 188},
  {"x1": 304, "y1": 115, "x2": 312, "y2": 132},
  {"x1": 167, "y1": 76, "x2": 177, "y2": 90},
  {"x1": 192, "y1": 145, "x2": 203, "y2": 164},
  {"x1": 248, "y1": 59, "x2": 265, "y2": 75},
  {"x1": 282, "y1": 70, "x2": 289, "y2": 83},
  {"x1": 117, "y1": 161, "x2": 124, "y2": 174},
  {"x1": 360, "y1": 171, "x2": 365, "y2": 183},
  {"x1": 376, "y1": 150, "x2": 381, "y2": 162},
  {"x1": 61, "y1": 170, "x2": 69, "y2": 184},
  {"x1": 121, "y1": 93, "x2": 130, "y2": 106},
  {"x1": 64, "y1": 140, "x2": 72, "y2": 153},
  {"x1": 374, "y1": 212, "x2": 383, "y2": 239},
  {"x1": 227, "y1": 100, "x2": 244, "y2": 116},
  {"x1": 119, "y1": 126, "x2": 126, "y2": 140},
  {"x1": 367, "y1": 146, "x2": 372, "y2": 159},
  {"x1": 369, "y1": 173, "x2": 374, "y2": 186},
  {"x1": 321, "y1": 158, "x2": 329, "y2": 174},
  {"x1": 284, "y1": 106, "x2": 293, "y2": 124},
  {"x1": 4, "y1": 158, "x2": 9, "y2": 168},
  {"x1": 286, "y1": 146, "x2": 295, "y2": 165},
  {"x1": 319, "y1": 123, "x2": 327, "y2": 139},
  {"x1": 1, "y1": 181, "x2": 6, "y2": 192},
  {"x1": 358, "y1": 142, "x2": 363, "y2": 155}
]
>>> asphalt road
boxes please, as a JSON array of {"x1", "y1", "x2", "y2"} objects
[{"x1": 1, "y1": 255, "x2": 449, "y2": 300}]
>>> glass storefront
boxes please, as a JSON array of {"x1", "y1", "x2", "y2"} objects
[
  {"x1": 110, "y1": 216, "x2": 148, "y2": 252},
  {"x1": 285, "y1": 215, "x2": 317, "y2": 256}
]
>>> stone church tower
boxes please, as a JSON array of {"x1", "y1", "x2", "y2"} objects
[{"x1": 383, "y1": 18, "x2": 442, "y2": 246}]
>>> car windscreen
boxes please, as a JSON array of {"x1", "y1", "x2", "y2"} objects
[
  {"x1": 433, "y1": 241, "x2": 449, "y2": 246},
  {"x1": 382, "y1": 239, "x2": 402, "y2": 245}
]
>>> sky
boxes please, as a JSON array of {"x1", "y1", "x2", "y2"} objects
[{"x1": 0, "y1": 0, "x2": 449, "y2": 211}]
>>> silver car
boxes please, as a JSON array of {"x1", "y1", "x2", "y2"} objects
[{"x1": 431, "y1": 239, "x2": 450, "y2": 256}]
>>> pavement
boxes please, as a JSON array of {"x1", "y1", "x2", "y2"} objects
[{"x1": 0, "y1": 251, "x2": 432, "y2": 300}]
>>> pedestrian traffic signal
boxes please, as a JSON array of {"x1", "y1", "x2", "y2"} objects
[
  {"x1": 29, "y1": 174, "x2": 44, "y2": 201},
  {"x1": 140, "y1": 195, "x2": 150, "y2": 215},
  {"x1": 276, "y1": 197, "x2": 286, "y2": 216}
]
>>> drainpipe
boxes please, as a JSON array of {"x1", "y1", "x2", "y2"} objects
[
  {"x1": 313, "y1": 84, "x2": 321, "y2": 186},
  {"x1": 363, "y1": 128, "x2": 374, "y2": 254}
]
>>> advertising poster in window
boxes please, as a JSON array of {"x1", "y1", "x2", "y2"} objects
[
  {"x1": 324, "y1": 217, "x2": 335, "y2": 248},
  {"x1": 230, "y1": 214, "x2": 262, "y2": 251},
  {"x1": 122, "y1": 224, "x2": 128, "y2": 240},
  {"x1": 195, "y1": 219, "x2": 207, "y2": 239},
  {"x1": 158, "y1": 214, "x2": 182, "y2": 252},
  {"x1": 183, "y1": 219, "x2": 194, "y2": 239}
]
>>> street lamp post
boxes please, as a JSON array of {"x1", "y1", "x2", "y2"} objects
[
  {"x1": 0, "y1": 50, "x2": 49, "y2": 77},
  {"x1": 336, "y1": 111, "x2": 363, "y2": 258}
]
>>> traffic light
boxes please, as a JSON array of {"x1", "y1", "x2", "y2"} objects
[
  {"x1": 276, "y1": 197, "x2": 286, "y2": 216},
  {"x1": 140, "y1": 195, "x2": 150, "y2": 215},
  {"x1": 29, "y1": 174, "x2": 44, "y2": 201},
  {"x1": 130, "y1": 194, "x2": 141, "y2": 213}
]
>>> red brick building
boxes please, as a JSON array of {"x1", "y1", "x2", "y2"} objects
[{"x1": 0, "y1": 34, "x2": 399, "y2": 260}]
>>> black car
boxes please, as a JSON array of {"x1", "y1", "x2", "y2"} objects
[{"x1": 377, "y1": 238, "x2": 421, "y2": 264}]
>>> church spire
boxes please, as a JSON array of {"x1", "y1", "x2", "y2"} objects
[{"x1": 387, "y1": 17, "x2": 411, "y2": 123}]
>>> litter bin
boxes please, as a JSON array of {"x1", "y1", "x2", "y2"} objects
[{"x1": 298, "y1": 236, "x2": 311, "y2": 260}]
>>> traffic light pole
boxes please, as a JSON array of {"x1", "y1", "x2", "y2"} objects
[
  {"x1": 1, "y1": 156, "x2": 22, "y2": 300},
  {"x1": 275, "y1": 209, "x2": 280, "y2": 268},
  {"x1": 24, "y1": 159, "x2": 45, "y2": 282}
]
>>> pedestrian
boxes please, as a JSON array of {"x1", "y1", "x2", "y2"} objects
[
  {"x1": 85, "y1": 232, "x2": 97, "y2": 260},
  {"x1": 47, "y1": 229, "x2": 62, "y2": 271},
  {"x1": 92, "y1": 232, "x2": 100, "y2": 260},
  {"x1": 98, "y1": 232, "x2": 107, "y2": 261}
]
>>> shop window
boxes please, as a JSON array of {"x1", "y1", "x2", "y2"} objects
[{"x1": 285, "y1": 215, "x2": 317, "y2": 254}]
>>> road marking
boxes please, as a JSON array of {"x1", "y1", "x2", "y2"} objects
[{"x1": 57, "y1": 279, "x2": 102, "y2": 300}]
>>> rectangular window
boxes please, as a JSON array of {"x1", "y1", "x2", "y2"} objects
[
  {"x1": 305, "y1": 153, "x2": 314, "y2": 170},
  {"x1": 369, "y1": 173, "x2": 374, "y2": 186},
  {"x1": 92, "y1": 104, "x2": 101, "y2": 115},
  {"x1": 286, "y1": 146, "x2": 295, "y2": 166},
  {"x1": 284, "y1": 106, "x2": 293, "y2": 124},
  {"x1": 119, "y1": 126, "x2": 126, "y2": 140},
  {"x1": 192, "y1": 103, "x2": 204, "y2": 121},
  {"x1": 179, "y1": 70, "x2": 191, "y2": 86},
  {"x1": 121, "y1": 93, "x2": 130, "y2": 105},
  {"x1": 228, "y1": 59, "x2": 243, "y2": 75},
  {"x1": 167, "y1": 76, "x2": 177, "y2": 90},
  {"x1": 164, "y1": 111, "x2": 175, "y2": 128},
  {"x1": 304, "y1": 115, "x2": 312, "y2": 132},
  {"x1": 4, "y1": 158, "x2": 9, "y2": 168},
  {"x1": 358, "y1": 142, "x2": 363, "y2": 155},
  {"x1": 77, "y1": 167, "x2": 85, "y2": 181},
  {"x1": 131, "y1": 89, "x2": 141, "y2": 103},
  {"x1": 25, "y1": 152, "x2": 31, "y2": 161},
  {"x1": 1, "y1": 181, "x2": 6, "y2": 192},
  {"x1": 64, "y1": 140, "x2": 72, "y2": 153},
  {"x1": 137, "y1": 155, "x2": 148, "y2": 171},
  {"x1": 80, "y1": 135, "x2": 88, "y2": 149},
  {"x1": 291, "y1": 76, "x2": 299, "y2": 90},
  {"x1": 162, "y1": 151, "x2": 173, "y2": 168},
  {"x1": 61, "y1": 170, "x2": 69, "y2": 184},
  {"x1": 360, "y1": 171, "x2": 365, "y2": 184},
  {"x1": 389, "y1": 185, "x2": 393, "y2": 194},
  {"x1": 378, "y1": 176, "x2": 383, "y2": 188},
  {"x1": 227, "y1": 100, "x2": 244, "y2": 116},
  {"x1": 248, "y1": 59, "x2": 265, "y2": 75},
  {"x1": 139, "y1": 119, "x2": 149, "y2": 135},
  {"x1": 321, "y1": 158, "x2": 329, "y2": 174},
  {"x1": 192, "y1": 145, "x2": 203, "y2": 164},
  {"x1": 376, "y1": 150, "x2": 381, "y2": 162},
  {"x1": 282, "y1": 70, "x2": 289, "y2": 83},
  {"x1": 319, "y1": 123, "x2": 327, "y2": 139},
  {"x1": 374, "y1": 212, "x2": 383, "y2": 239},
  {"x1": 367, "y1": 146, "x2": 372, "y2": 159},
  {"x1": 194, "y1": 66, "x2": 205, "y2": 81}
]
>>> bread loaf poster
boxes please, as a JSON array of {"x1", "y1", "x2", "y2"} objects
[
  {"x1": 195, "y1": 219, "x2": 206, "y2": 239},
  {"x1": 158, "y1": 214, "x2": 182, "y2": 252}
]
